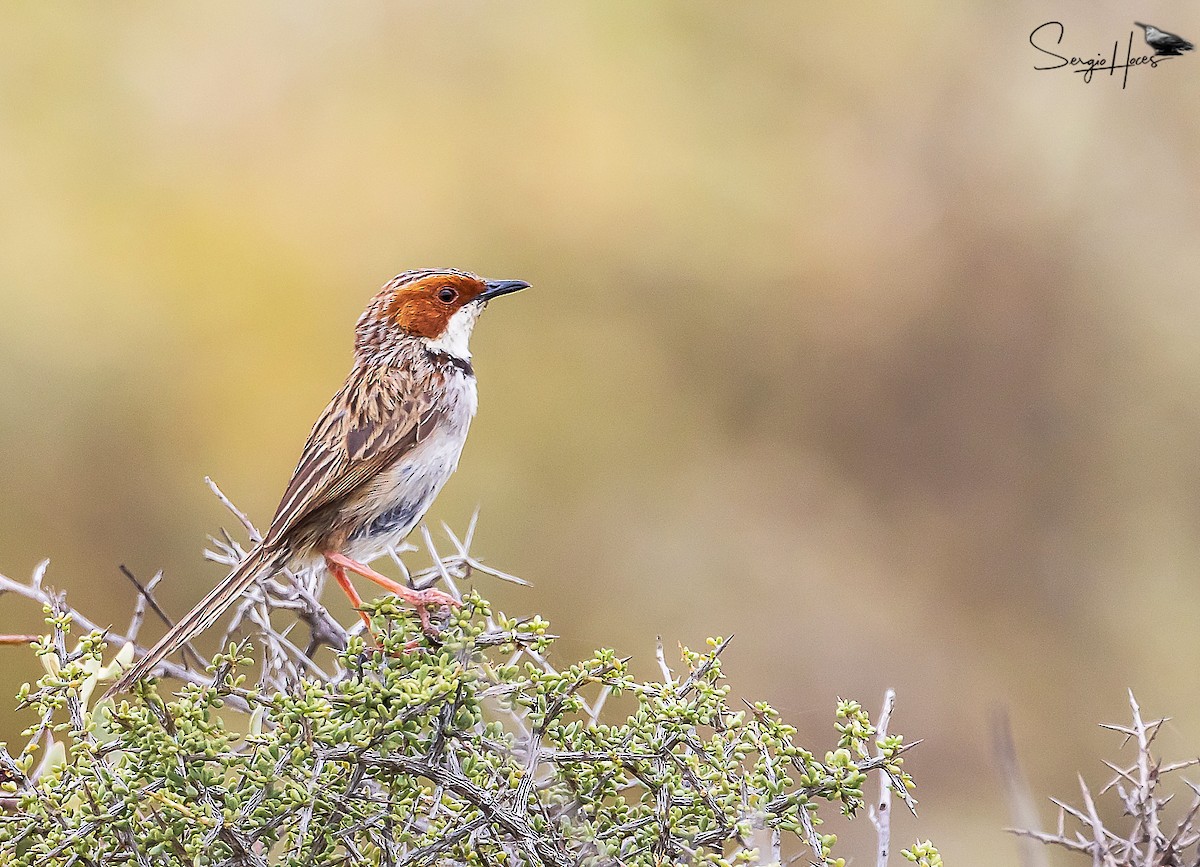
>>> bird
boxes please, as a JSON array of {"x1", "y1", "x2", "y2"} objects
[
  {"x1": 1135, "y1": 21, "x2": 1194, "y2": 56},
  {"x1": 105, "y1": 268, "x2": 529, "y2": 696}
]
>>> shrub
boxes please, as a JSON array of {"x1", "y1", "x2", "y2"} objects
[{"x1": 0, "y1": 488, "x2": 937, "y2": 866}]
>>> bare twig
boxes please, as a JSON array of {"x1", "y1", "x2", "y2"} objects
[
  {"x1": 870, "y1": 688, "x2": 896, "y2": 867},
  {"x1": 0, "y1": 634, "x2": 38, "y2": 645},
  {"x1": 205, "y1": 476, "x2": 262, "y2": 543},
  {"x1": 118, "y1": 566, "x2": 208, "y2": 670},
  {"x1": 654, "y1": 636, "x2": 673, "y2": 685}
]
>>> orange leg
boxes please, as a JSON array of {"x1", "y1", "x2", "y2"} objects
[
  {"x1": 324, "y1": 551, "x2": 459, "y2": 637},
  {"x1": 325, "y1": 556, "x2": 379, "y2": 643}
]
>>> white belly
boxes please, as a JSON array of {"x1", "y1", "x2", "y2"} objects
[{"x1": 342, "y1": 375, "x2": 476, "y2": 562}]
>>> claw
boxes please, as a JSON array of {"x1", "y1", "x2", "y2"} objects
[{"x1": 414, "y1": 587, "x2": 460, "y2": 609}]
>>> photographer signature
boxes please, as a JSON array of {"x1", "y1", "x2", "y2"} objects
[{"x1": 1030, "y1": 22, "x2": 1177, "y2": 88}]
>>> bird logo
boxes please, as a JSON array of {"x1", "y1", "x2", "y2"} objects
[
  {"x1": 105, "y1": 269, "x2": 529, "y2": 696},
  {"x1": 1135, "y1": 22, "x2": 1194, "y2": 56}
]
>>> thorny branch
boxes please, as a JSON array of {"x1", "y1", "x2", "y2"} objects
[
  {"x1": 0, "y1": 483, "x2": 927, "y2": 867},
  {"x1": 1008, "y1": 690, "x2": 1200, "y2": 867}
]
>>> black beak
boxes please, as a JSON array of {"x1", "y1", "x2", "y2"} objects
[{"x1": 478, "y1": 279, "x2": 530, "y2": 302}]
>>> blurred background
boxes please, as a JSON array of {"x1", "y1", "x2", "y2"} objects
[{"x1": 2, "y1": 2, "x2": 1199, "y2": 861}]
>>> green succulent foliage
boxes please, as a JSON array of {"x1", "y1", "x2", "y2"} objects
[
  {"x1": 0, "y1": 595, "x2": 928, "y2": 866},
  {"x1": 903, "y1": 840, "x2": 944, "y2": 867}
]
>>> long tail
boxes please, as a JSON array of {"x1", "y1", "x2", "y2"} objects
[{"x1": 104, "y1": 545, "x2": 287, "y2": 698}]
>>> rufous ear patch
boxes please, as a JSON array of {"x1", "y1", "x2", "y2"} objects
[{"x1": 385, "y1": 275, "x2": 485, "y2": 338}]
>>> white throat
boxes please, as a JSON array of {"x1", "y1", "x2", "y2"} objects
[{"x1": 422, "y1": 303, "x2": 480, "y2": 361}]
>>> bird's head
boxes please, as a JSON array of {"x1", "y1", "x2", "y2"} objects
[{"x1": 357, "y1": 269, "x2": 529, "y2": 360}]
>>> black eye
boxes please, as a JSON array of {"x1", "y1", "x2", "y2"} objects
[{"x1": 437, "y1": 287, "x2": 457, "y2": 303}]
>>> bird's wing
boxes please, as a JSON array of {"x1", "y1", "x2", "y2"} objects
[
  {"x1": 266, "y1": 366, "x2": 442, "y2": 542},
  {"x1": 1154, "y1": 28, "x2": 1194, "y2": 49},
  {"x1": 106, "y1": 366, "x2": 444, "y2": 698}
]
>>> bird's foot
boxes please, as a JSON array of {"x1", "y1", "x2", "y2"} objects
[{"x1": 324, "y1": 552, "x2": 460, "y2": 642}]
